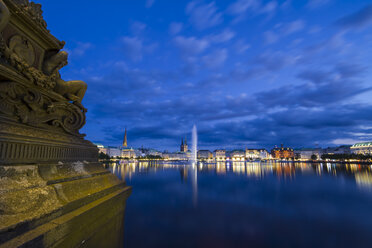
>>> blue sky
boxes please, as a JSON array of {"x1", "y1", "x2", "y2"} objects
[{"x1": 38, "y1": 0, "x2": 372, "y2": 151}]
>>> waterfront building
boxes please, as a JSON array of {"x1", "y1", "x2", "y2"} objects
[
  {"x1": 162, "y1": 152, "x2": 189, "y2": 160},
  {"x1": 95, "y1": 143, "x2": 121, "y2": 158},
  {"x1": 214, "y1": 150, "x2": 226, "y2": 161},
  {"x1": 271, "y1": 145, "x2": 294, "y2": 159},
  {"x1": 294, "y1": 148, "x2": 323, "y2": 160},
  {"x1": 323, "y1": 145, "x2": 351, "y2": 154},
  {"x1": 106, "y1": 146, "x2": 121, "y2": 158},
  {"x1": 198, "y1": 150, "x2": 213, "y2": 160},
  {"x1": 95, "y1": 143, "x2": 108, "y2": 154},
  {"x1": 121, "y1": 148, "x2": 137, "y2": 159},
  {"x1": 230, "y1": 150, "x2": 245, "y2": 161},
  {"x1": 351, "y1": 142, "x2": 372, "y2": 155},
  {"x1": 180, "y1": 137, "x2": 188, "y2": 152},
  {"x1": 245, "y1": 149, "x2": 270, "y2": 160}
]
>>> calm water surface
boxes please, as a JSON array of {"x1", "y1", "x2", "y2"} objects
[{"x1": 108, "y1": 161, "x2": 372, "y2": 248}]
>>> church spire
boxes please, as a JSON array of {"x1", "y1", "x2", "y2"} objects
[{"x1": 122, "y1": 128, "x2": 127, "y2": 147}]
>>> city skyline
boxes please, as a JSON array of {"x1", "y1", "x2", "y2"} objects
[{"x1": 38, "y1": 0, "x2": 372, "y2": 151}]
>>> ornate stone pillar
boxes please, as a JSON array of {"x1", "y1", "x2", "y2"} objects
[{"x1": 0, "y1": 1, "x2": 131, "y2": 247}]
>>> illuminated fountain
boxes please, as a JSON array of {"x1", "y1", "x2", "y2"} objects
[
  {"x1": 190, "y1": 124, "x2": 198, "y2": 205},
  {"x1": 191, "y1": 124, "x2": 198, "y2": 164}
]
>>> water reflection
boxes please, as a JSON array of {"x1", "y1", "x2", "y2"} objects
[
  {"x1": 105, "y1": 160, "x2": 372, "y2": 194},
  {"x1": 106, "y1": 160, "x2": 372, "y2": 248}
]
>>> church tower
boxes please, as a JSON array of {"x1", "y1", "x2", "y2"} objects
[
  {"x1": 122, "y1": 128, "x2": 127, "y2": 147},
  {"x1": 180, "y1": 137, "x2": 188, "y2": 152}
]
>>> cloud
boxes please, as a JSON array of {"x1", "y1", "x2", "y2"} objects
[
  {"x1": 334, "y1": 63, "x2": 366, "y2": 79},
  {"x1": 307, "y1": 0, "x2": 331, "y2": 9},
  {"x1": 227, "y1": 0, "x2": 259, "y2": 15},
  {"x1": 82, "y1": 55, "x2": 372, "y2": 150},
  {"x1": 297, "y1": 70, "x2": 330, "y2": 84},
  {"x1": 173, "y1": 36, "x2": 209, "y2": 56},
  {"x1": 208, "y1": 29, "x2": 235, "y2": 43},
  {"x1": 261, "y1": 1, "x2": 277, "y2": 14},
  {"x1": 120, "y1": 35, "x2": 157, "y2": 62},
  {"x1": 264, "y1": 31, "x2": 279, "y2": 44},
  {"x1": 121, "y1": 36, "x2": 144, "y2": 62},
  {"x1": 282, "y1": 20, "x2": 305, "y2": 35},
  {"x1": 68, "y1": 42, "x2": 93, "y2": 57},
  {"x1": 234, "y1": 39, "x2": 251, "y2": 53},
  {"x1": 169, "y1": 22, "x2": 183, "y2": 35},
  {"x1": 227, "y1": 0, "x2": 277, "y2": 22},
  {"x1": 254, "y1": 51, "x2": 298, "y2": 71},
  {"x1": 130, "y1": 21, "x2": 146, "y2": 35},
  {"x1": 202, "y1": 49, "x2": 228, "y2": 68},
  {"x1": 145, "y1": 0, "x2": 155, "y2": 8},
  {"x1": 186, "y1": 1, "x2": 223, "y2": 30},
  {"x1": 336, "y1": 4, "x2": 372, "y2": 29},
  {"x1": 264, "y1": 20, "x2": 305, "y2": 44}
]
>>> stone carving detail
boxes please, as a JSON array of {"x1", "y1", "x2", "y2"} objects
[
  {"x1": 0, "y1": 35, "x2": 58, "y2": 89},
  {"x1": 0, "y1": 81, "x2": 85, "y2": 135},
  {"x1": 13, "y1": 0, "x2": 47, "y2": 29}
]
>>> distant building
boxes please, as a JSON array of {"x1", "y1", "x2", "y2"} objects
[
  {"x1": 121, "y1": 148, "x2": 136, "y2": 159},
  {"x1": 198, "y1": 150, "x2": 213, "y2": 160},
  {"x1": 214, "y1": 149, "x2": 226, "y2": 161},
  {"x1": 271, "y1": 145, "x2": 294, "y2": 159},
  {"x1": 323, "y1": 145, "x2": 351, "y2": 154},
  {"x1": 106, "y1": 146, "x2": 121, "y2": 158},
  {"x1": 294, "y1": 148, "x2": 323, "y2": 160},
  {"x1": 162, "y1": 152, "x2": 189, "y2": 160},
  {"x1": 230, "y1": 150, "x2": 245, "y2": 161},
  {"x1": 180, "y1": 138, "x2": 188, "y2": 152},
  {"x1": 351, "y1": 142, "x2": 372, "y2": 155},
  {"x1": 95, "y1": 143, "x2": 107, "y2": 154},
  {"x1": 245, "y1": 149, "x2": 270, "y2": 160}
]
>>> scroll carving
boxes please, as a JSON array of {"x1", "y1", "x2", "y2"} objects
[{"x1": 0, "y1": 81, "x2": 85, "y2": 135}]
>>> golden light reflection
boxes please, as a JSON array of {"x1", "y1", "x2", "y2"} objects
[{"x1": 106, "y1": 160, "x2": 372, "y2": 190}]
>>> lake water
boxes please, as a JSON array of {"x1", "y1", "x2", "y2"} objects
[{"x1": 107, "y1": 161, "x2": 372, "y2": 248}]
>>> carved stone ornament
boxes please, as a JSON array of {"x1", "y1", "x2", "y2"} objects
[
  {"x1": 0, "y1": 81, "x2": 85, "y2": 135},
  {"x1": 0, "y1": 35, "x2": 58, "y2": 89},
  {"x1": 13, "y1": 0, "x2": 47, "y2": 29}
]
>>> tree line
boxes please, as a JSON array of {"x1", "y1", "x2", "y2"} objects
[{"x1": 321, "y1": 153, "x2": 372, "y2": 161}]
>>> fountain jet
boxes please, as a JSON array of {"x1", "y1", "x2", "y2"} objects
[{"x1": 191, "y1": 124, "x2": 197, "y2": 164}]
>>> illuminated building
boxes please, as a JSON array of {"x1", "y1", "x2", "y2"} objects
[
  {"x1": 230, "y1": 150, "x2": 245, "y2": 161},
  {"x1": 214, "y1": 150, "x2": 226, "y2": 161},
  {"x1": 106, "y1": 146, "x2": 121, "y2": 158},
  {"x1": 95, "y1": 143, "x2": 107, "y2": 154},
  {"x1": 180, "y1": 137, "x2": 188, "y2": 152},
  {"x1": 121, "y1": 148, "x2": 136, "y2": 159},
  {"x1": 245, "y1": 149, "x2": 270, "y2": 160},
  {"x1": 198, "y1": 150, "x2": 213, "y2": 160},
  {"x1": 294, "y1": 148, "x2": 323, "y2": 160},
  {"x1": 351, "y1": 142, "x2": 372, "y2": 155},
  {"x1": 95, "y1": 143, "x2": 120, "y2": 158},
  {"x1": 271, "y1": 145, "x2": 294, "y2": 159},
  {"x1": 162, "y1": 152, "x2": 189, "y2": 160}
]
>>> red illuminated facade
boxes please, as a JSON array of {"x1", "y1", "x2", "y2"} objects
[{"x1": 271, "y1": 145, "x2": 294, "y2": 159}]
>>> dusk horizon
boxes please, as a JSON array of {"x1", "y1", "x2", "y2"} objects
[{"x1": 37, "y1": 0, "x2": 372, "y2": 151}]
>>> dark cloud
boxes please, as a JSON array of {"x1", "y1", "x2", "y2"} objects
[
  {"x1": 297, "y1": 70, "x2": 330, "y2": 84},
  {"x1": 85, "y1": 56, "x2": 372, "y2": 151},
  {"x1": 336, "y1": 4, "x2": 372, "y2": 29}
]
